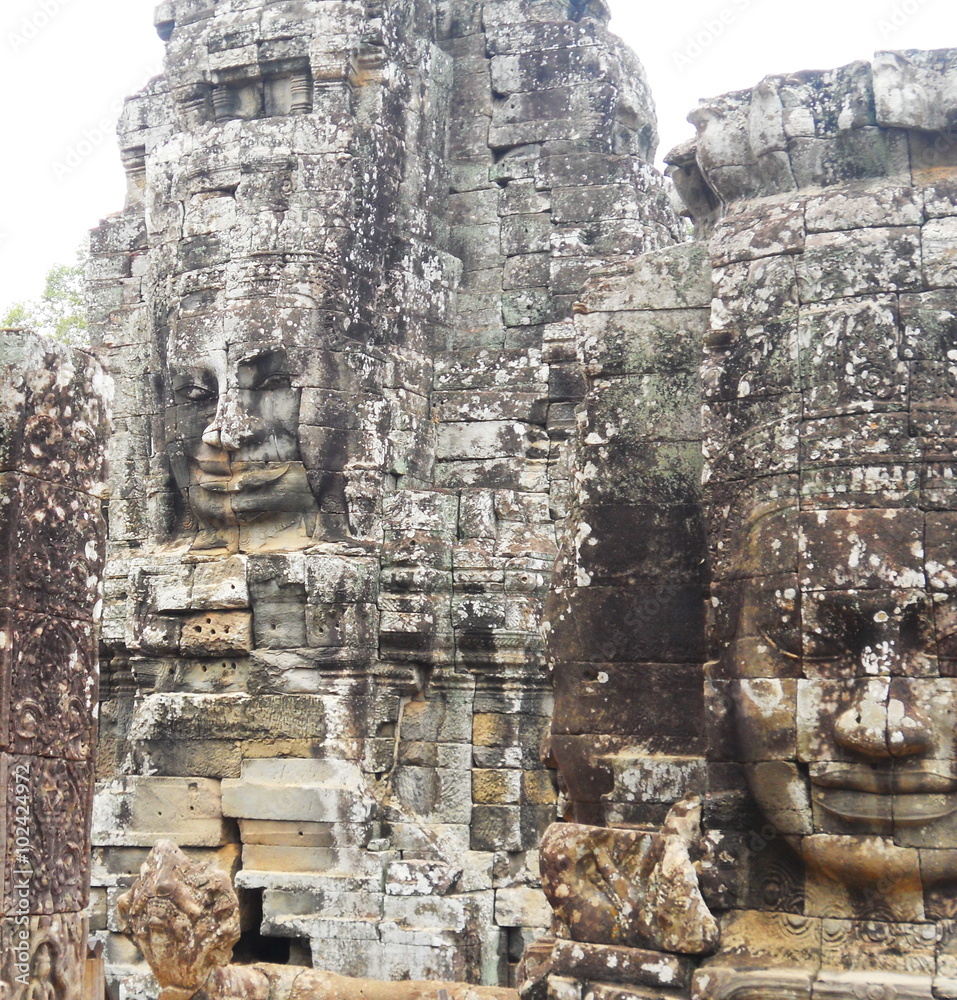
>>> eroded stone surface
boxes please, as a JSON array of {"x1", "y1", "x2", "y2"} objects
[
  {"x1": 542, "y1": 46, "x2": 957, "y2": 1000},
  {"x1": 0, "y1": 332, "x2": 110, "y2": 999}
]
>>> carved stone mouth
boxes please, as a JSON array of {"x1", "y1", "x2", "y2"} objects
[
  {"x1": 197, "y1": 463, "x2": 291, "y2": 493},
  {"x1": 810, "y1": 765, "x2": 957, "y2": 795},
  {"x1": 812, "y1": 787, "x2": 957, "y2": 825},
  {"x1": 810, "y1": 765, "x2": 957, "y2": 825}
]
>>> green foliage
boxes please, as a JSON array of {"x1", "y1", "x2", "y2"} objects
[{"x1": 1, "y1": 248, "x2": 89, "y2": 347}]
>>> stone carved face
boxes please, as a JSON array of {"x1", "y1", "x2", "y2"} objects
[
  {"x1": 728, "y1": 505, "x2": 957, "y2": 886},
  {"x1": 165, "y1": 308, "x2": 318, "y2": 551}
]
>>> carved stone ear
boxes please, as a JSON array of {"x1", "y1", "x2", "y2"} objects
[{"x1": 115, "y1": 889, "x2": 132, "y2": 935}]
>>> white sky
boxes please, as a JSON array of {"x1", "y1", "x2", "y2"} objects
[{"x1": 0, "y1": 0, "x2": 953, "y2": 312}]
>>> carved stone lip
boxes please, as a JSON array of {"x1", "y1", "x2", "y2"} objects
[
  {"x1": 196, "y1": 462, "x2": 291, "y2": 493},
  {"x1": 813, "y1": 786, "x2": 957, "y2": 825},
  {"x1": 810, "y1": 764, "x2": 957, "y2": 795}
]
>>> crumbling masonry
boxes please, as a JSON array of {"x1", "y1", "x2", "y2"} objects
[
  {"x1": 61, "y1": 2, "x2": 957, "y2": 999},
  {"x1": 87, "y1": 1, "x2": 677, "y2": 994}
]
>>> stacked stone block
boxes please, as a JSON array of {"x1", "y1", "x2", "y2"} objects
[
  {"x1": 0, "y1": 331, "x2": 110, "y2": 998},
  {"x1": 541, "y1": 48, "x2": 957, "y2": 1000},
  {"x1": 88, "y1": 0, "x2": 679, "y2": 993}
]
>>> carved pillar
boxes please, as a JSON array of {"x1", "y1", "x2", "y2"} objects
[{"x1": 0, "y1": 330, "x2": 110, "y2": 998}]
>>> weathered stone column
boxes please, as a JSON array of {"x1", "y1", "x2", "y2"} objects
[{"x1": 0, "y1": 330, "x2": 110, "y2": 998}]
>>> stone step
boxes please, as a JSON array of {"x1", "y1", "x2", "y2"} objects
[{"x1": 598, "y1": 752, "x2": 707, "y2": 806}]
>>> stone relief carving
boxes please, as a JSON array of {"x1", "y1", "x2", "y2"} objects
[
  {"x1": 118, "y1": 840, "x2": 518, "y2": 1000},
  {"x1": 0, "y1": 331, "x2": 109, "y2": 999},
  {"x1": 541, "y1": 48, "x2": 957, "y2": 1000},
  {"x1": 163, "y1": 303, "x2": 321, "y2": 554},
  {"x1": 90, "y1": 0, "x2": 679, "y2": 991}
]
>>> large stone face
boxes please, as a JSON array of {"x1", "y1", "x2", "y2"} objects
[
  {"x1": 0, "y1": 331, "x2": 110, "y2": 999},
  {"x1": 89, "y1": 0, "x2": 679, "y2": 992},
  {"x1": 542, "y1": 48, "x2": 957, "y2": 1000}
]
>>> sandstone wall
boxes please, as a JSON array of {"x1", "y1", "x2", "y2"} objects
[
  {"x1": 543, "y1": 48, "x2": 957, "y2": 1000},
  {"x1": 87, "y1": 1, "x2": 679, "y2": 993}
]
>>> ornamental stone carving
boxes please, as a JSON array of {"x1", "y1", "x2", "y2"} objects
[
  {"x1": 0, "y1": 331, "x2": 110, "y2": 999},
  {"x1": 542, "y1": 47, "x2": 957, "y2": 1000}
]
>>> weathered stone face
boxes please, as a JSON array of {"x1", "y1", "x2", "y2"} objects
[
  {"x1": 542, "y1": 45, "x2": 957, "y2": 1000},
  {"x1": 90, "y1": 0, "x2": 680, "y2": 992},
  {"x1": 726, "y1": 507, "x2": 957, "y2": 882},
  {"x1": 164, "y1": 307, "x2": 318, "y2": 552}
]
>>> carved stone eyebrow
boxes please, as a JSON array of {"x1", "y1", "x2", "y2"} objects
[
  {"x1": 234, "y1": 348, "x2": 291, "y2": 389},
  {"x1": 235, "y1": 346, "x2": 287, "y2": 370}
]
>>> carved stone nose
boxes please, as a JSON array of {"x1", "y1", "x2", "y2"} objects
[
  {"x1": 834, "y1": 695, "x2": 933, "y2": 759},
  {"x1": 202, "y1": 424, "x2": 225, "y2": 449},
  {"x1": 202, "y1": 396, "x2": 246, "y2": 452}
]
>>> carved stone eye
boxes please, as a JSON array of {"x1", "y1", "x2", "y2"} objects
[
  {"x1": 254, "y1": 372, "x2": 292, "y2": 391},
  {"x1": 760, "y1": 626, "x2": 803, "y2": 659},
  {"x1": 176, "y1": 383, "x2": 215, "y2": 403}
]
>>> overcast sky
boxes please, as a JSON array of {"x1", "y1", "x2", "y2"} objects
[{"x1": 0, "y1": 0, "x2": 953, "y2": 313}]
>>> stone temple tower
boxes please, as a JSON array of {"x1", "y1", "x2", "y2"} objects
[{"x1": 87, "y1": 0, "x2": 679, "y2": 992}]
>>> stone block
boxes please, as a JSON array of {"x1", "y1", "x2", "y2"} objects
[
  {"x1": 552, "y1": 661, "x2": 706, "y2": 754},
  {"x1": 494, "y1": 886, "x2": 551, "y2": 927},
  {"x1": 900, "y1": 289, "x2": 957, "y2": 361},
  {"x1": 874, "y1": 49, "x2": 957, "y2": 131},
  {"x1": 805, "y1": 182, "x2": 922, "y2": 232},
  {"x1": 178, "y1": 611, "x2": 252, "y2": 655},
  {"x1": 238, "y1": 819, "x2": 370, "y2": 848},
  {"x1": 923, "y1": 217, "x2": 957, "y2": 288},
  {"x1": 500, "y1": 212, "x2": 552, "y2": 256},
  {"x1": 798, "y1": 295, "x2": 904, "y2": 414},
  {"x1": 385, "y1": 860, "x2": 461, "y2": 896},
  {"x1": 576, "y1": 245, "x2": 711, "y2": 313},
  {"x1": 473, "y1": 768, "x2": 522, "y2": 805},
  {"x1": 434, "y1": 348, "x2": 547, "y2": 391},
  {"x1": 550, "y1": 938, "x2": 696, "y2": 990},
  {"x1": 601, "y1": 754, "x2": 708, "y2": 806},
  {"x1": 546, "y1": 585, "x2": 707, "y2": 665},
  {"x1": 436, "y1": 420, "x2": 530, "y2": 461},
  {"x1": 128, "y1": 693, "x2": 331, "y2": 743},
  {"x1": 92, "y1": 776, "x2": 231, "y2": 847},
  {"x1": 471, "y1": 804, "x2": 523, "y2": 851},
  {"x1": 262, "y1": 887, "x2": 381, "y2": 925},
  {"x1": 797, "y1": 227, "x2": 921, "y2": 302},
  {"x1": 222, "y1": 758, "x2": 374, "y2": 824},
  {"x1": 400, "y1": 695, "x2": 474, "y2": 743},
  {"x1": 241, "y1": 844, "x2": 383, "y2": 876},
  {"x1": 489, "y1": 83, "x2": 618, "y2": 149},
  {"x1": 392, "y1": 766, "x2": 472, "y2": 824},
  {"x1": 710, "y1": 198, "x2": 806, "y2": 266}
]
